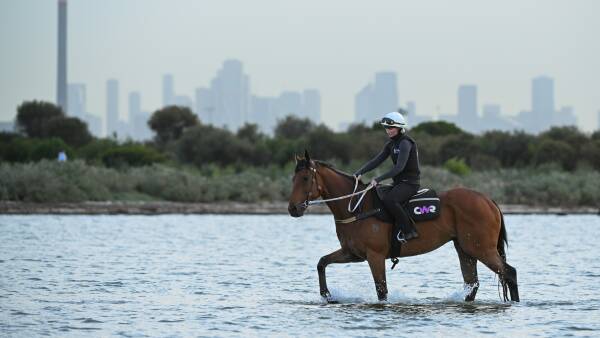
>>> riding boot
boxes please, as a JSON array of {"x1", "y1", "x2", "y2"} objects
[{"x1": 394, "y1": 203, "x2": 419, "y2": 241}]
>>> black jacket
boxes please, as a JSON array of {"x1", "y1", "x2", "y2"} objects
[{"x1": 355, "y1": 134, "x2": 420, "y2": 185}]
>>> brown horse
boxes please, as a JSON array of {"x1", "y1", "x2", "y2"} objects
[{"x1": 288, "y1": 151, "x2": 520, "y2": 303}]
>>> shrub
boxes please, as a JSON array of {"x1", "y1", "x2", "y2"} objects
[
  {"x1": 443, "y1": 158, "x2": 471, "y2": 176},
  {"x1": 101, "y1": 145, "x2": 166, "y2": 168}
]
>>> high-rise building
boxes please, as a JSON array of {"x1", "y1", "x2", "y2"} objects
[
  {"x1": 129, "y1": 91, "x2": 151, "y2": 140},
  {"x1": 457, "y1": 85, "x2": 479, "y2": 132},
  {"x1": 458, "y1": 85, "x2": 478, "y2": 119},
  {"x1": 249, "y1": 95, "x2": 276, "y2": 134},
  {"x1": 209, "y1": 60, "x2": 250, "y2": 130},
  {"x1": 354, "y1": 84, "x2": 373, "y2": 124},
  {"x1": 56, "y1": 0, "x2": 67, "y2": 111},
  {"x1": 373, "y1": 72, "x2": 398, "y2": 115},
  {"x1": 67, "y1": 83, "x2": 85, "y2": 118},
  {"x1": 354, "y1": 72, "x2": 398, "y2": 125},
  {"x1": 162, "y1": 74, "x2": 174, "y2": 107},
  {"x1": 531, "y1": 76, "x2": 555, "y2": 131},
  {"x1": 302, "y1": 89, "x2": 321, "y2": 124},
  {"x1": 195, "y1": 87, "x2": 214, "y2": 124},
  {"x1": 106, "y1": 79, "x2": 119, "y2": 137}
]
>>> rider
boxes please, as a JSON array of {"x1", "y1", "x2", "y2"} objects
[{"x1": 353, "y1": 112, "x2": 421, "y2": 241}]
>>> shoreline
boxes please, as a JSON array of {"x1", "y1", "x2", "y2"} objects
[{"x1": 0, "y1": 201, "x2": 599, "y2": 215}]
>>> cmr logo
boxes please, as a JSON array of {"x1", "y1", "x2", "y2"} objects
[{"x1": 414, "y1": 205, "x2": 436, "y2": 215}]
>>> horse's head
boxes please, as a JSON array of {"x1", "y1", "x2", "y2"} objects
[{"x1": 288, "y1": 150, "x2": 322, "y2": 217}]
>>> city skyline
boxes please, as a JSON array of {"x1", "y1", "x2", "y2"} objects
[{"x1": 1, "y1": 0, "x2": 599, "y2": 132}]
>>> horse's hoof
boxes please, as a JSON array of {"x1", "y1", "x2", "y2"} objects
[{"x1": 321, "y1": 291, "x2": 337, "y2": 303}]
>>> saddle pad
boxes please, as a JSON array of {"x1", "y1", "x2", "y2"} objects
[{"x1": 406, "y1": 189, "x2": 441, "y2": 221}]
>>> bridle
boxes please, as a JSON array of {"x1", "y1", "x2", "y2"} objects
[{"x1": 294, "y1": 163, "x2": 374, "y2": 212}]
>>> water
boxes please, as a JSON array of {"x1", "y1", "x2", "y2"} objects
[{"x1": 1, "y1": 214, "x2": 599, "y2": 337}]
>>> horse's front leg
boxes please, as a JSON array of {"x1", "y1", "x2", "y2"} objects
[
  {"x1": 317, "y1": 249, "x2": 360, "y2": 301},
  {"x1": 367, "y1": 250, "x2": 388, "y2": 301}
]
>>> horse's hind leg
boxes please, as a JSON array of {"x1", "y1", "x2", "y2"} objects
[
  {"x1": 453, "y1": 240, "x2": 479, "y2": 301},
  {"x1": 478, "y1": 251, "x2": 520, "y2": 302},
  {"x1": 503, "y1": 262, "x2": 520, "y2": 302}
]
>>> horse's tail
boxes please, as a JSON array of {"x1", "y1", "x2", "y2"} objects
[{"x1": 492, "y1": 200, "x2": 508, "y2": 262}]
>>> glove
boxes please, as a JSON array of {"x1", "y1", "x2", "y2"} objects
[{"x1": 369, "y1": 178, "x2": 378, "y2": 187}]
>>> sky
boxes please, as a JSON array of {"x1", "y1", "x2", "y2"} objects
[{"x1": 1, "y1": 0, "x2": 599, "y2": 131}]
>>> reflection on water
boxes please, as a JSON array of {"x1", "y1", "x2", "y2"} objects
[{"x1": 1, "y1": 214, "x2": 599, "y2": 336}]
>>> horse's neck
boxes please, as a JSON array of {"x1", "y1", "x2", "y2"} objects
[{"x1": 318, "y1": 167, "x2": 366, "y2": 220}]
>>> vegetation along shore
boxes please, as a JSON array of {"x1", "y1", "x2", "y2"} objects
[{"x1": 1, "y1": 101, "x2": 600, "y2": 213}]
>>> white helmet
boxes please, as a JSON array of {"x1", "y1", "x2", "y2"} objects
[{"x1": 380, "y1": 112, "x2": 407, "y2": 128}]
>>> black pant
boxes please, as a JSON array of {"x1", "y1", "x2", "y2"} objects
[{"x1": 383, "y1": 182, "x2": 419, "y2": 235}]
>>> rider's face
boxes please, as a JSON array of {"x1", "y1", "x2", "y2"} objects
[{"x1": 385, "y1": 127, "x2": 400, "y2": 138}]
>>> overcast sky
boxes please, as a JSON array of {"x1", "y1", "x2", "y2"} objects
[{"x1": 1, "y1": 0, "x2": 599, "y2": 131}]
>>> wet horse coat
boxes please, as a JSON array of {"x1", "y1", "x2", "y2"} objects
[{"x1": 288, "y1": 153, "x2": 519, "y2": 302}]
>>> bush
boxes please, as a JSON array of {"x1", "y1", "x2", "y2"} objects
[
  {"x1": 101, "y1": 145, "x2": 166, "y2": 168},
  {"x1": 30, "y1": 138, "x2": 73, "y2": 161},
  {"x1": 443, "y1": 158, "x2": 471, "y2": 176}
]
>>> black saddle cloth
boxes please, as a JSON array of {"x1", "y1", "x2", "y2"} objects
[{"x1": 373, "y1": 184, "x2": 441, "y2": 224}]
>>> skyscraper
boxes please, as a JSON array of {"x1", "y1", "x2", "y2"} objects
[
  {"x1": 373, "y1": 72, "x2": 398, "y2": 116},
  {"x1": 354, "y1": 84, "x2": 373, "y2": 124},
  {"x1": 354, "y1": 72, "x2": 398, "y2": 125},
  {"x1": 195, "y1": 87, "x2": 214, "y2": 124},
  {"x1": 458, "y1": 85, "x2": 478, "y2": 119},
  {"x1": 532, "y1": 76, "x2": 555, "y2": 131},
  {"x1": 302, "y1": 89, "x2": 321, "y2": 124},
  {"x1": 67, "y1": 83, "x2": 85, "y2": 118},
  {"x1": 56, "y1": 0, "x2": 67, "y2": 111},
  {"x1": 162, "y1": 74, "x2": 174, "y2": 107},
  {"x1": 457, "y1": 85, "x2": 479, "y2": 132},
  {"x1": 106, "y1": 79, "x2": 119, "y2": 137},
  {"x1": 209, "y1": 60, "x2": 250, "y2": 130},
  {"x1": 129, "y1": 91, "x2": 151, "y2": 140}
]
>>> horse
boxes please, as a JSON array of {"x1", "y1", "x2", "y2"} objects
[{"x1": 287, "y1": 151, "x2": 520, "y2": 303}]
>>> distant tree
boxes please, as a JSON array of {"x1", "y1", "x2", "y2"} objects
[
  {"x1": 581, "y1": 140, "x2": 600, "y2": 170},
  {"x1": 591, "y1": 130, "x2": 600, "y2": 141},
  {"x1": 274, "y1": 116, "x2": 315, "y2": 139},
  {"x1": 237, "y1": 123, "x2": 265, "y2": 144},
  {"x1": 177, "y1": 125, "x2": 250, "y2": 167},
  {"x1": 438, "y1": 134, "x2": 481, "y2": 165},
  {"x1": 480, "y1": 131, "x2": 535, "y2": 167},
  {"x1": 539, "y1": 126, "x2": 588, "y2": 152},
  {"x1": 76, "y1": 138, "x2": 120, "y2": 164},
  {"x1": 16, "y1": 101, "x2": 64, "y2": 137},
  {"x1": 307, "y1": 124, "x2": 350, "y2": 163},
  {"x1": 532, "y1": 139, "x2": 576, "y2": 171},
  {"x1": 148, "y1": 106, "x2": 198, "y2": 145},
  {"x1": 411, "y1": 121, "x2": 466, "y2": 137},
  {"x1": 45, "y1": 116, "x2": 93, "y2": 147}
]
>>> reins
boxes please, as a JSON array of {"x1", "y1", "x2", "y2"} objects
[{"x1": 299, "y1": 166, "x2": 375, "y2": 213}]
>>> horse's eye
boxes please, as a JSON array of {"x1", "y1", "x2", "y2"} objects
[{"x1": 303, "y1": 176, "x2": 309, "y2": 182}]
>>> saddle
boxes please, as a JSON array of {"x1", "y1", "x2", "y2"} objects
[{"x1": 373, "y1": 184, "x2": 441, "y2": 224}]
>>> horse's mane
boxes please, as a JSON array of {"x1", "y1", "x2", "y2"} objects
[
  {"x1": 295, "y1": 158, "x2": 362, "y2": 185},
  {"x1": 314, "y1": 160, "x2": 360, "y2": 184}
]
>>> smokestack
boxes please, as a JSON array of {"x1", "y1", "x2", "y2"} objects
[{"x1": 56, "y1": 0, "x2": 67, "y2": 111}]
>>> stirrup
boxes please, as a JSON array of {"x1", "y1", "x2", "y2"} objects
[{"x1": 396, "y1": 231, "x2": 407, "y2": 244}]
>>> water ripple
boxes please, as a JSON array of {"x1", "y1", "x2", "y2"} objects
[{"x1": 1, "y1": 214, "x2": 599, "y2": 337}]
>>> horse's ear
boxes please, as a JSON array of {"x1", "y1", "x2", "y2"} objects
[
  {"x1": 294, "y1": 153, "x2": 299, "y2": 164},
  {"x1": 304, "y1": 149, "x2": 310, "y2": 162}
]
